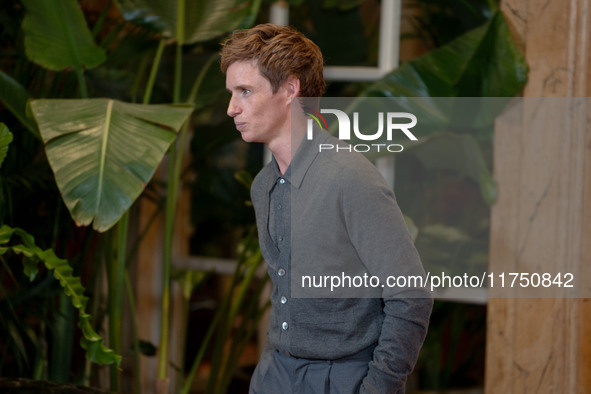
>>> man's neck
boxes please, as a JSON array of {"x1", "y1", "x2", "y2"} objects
[{"x1": 268, "y1": 114, "x2": 307, "y2": 175}]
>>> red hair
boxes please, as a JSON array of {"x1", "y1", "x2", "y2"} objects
[{"x1": 220, "y1": 23, "x2": 325, "y2": 98}]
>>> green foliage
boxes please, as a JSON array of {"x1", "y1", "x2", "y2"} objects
[
  {"x1": 181, "y1": 228, "x2": 268, "y2": 394},
  {"x1": 0, "y1": 0, "x2": 265, "y2": 389},
  {"x1": 409, "y1": 133, "x2": 497, "y2": 205},
  {"x1": 21, "y1": 0, "x2": 106, "y2": 71},
  {"x1": 403, "y1": 0, "x2": 495, "y2": 49},
  {"x1": 30, "y1": 99, "x2": 194, "y2": 232},
  {"x1": 0, "y1": 123, "x2": 12, "y2": 168},
  {"x1": 0, "y1": 224, "x2": 121, "y2": 367},
  {"x1": 292, "y1": 0, "x2": 378, "y2": 69},
  {"x1": 0, "y1": 71, "x2": 39, "y2": 139},
  {"x1": 363, "y1": 12, "x2": 527, "y2": 98},
  {"x1": 352, "y1": 11, "x2": 527, "y2": 207},
  {"x1": 114, "y1": 0, "x2": 261, "y2": 45}
]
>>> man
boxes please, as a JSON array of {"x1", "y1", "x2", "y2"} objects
[{"x1": 221, "y1": 23, "x2": 432, "y2": 393}]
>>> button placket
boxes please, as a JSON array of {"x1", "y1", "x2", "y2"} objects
[{"x1": 269, "y1": 173, "x2": 291, "y2": 349}]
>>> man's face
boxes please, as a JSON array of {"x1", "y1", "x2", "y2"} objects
[{"x1": 225, "y1": 60, "x2": 291, "y2": 144}]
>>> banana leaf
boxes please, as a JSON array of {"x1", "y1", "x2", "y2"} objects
[
  {"x1": 354, "y1": 10, "x2": 527, "y2": 137},
  {"x1": 0, "y1": 70, "x2": 40, "y2": 139},
  {"x1": 348, "y1": 11, "x2": 528, "y2": 205},
  {"x1": 29, "y1": 99, "x2": 193, "y2": 232},
  {"x1": 114, "y1": 0, "x2": 262, "y2": 45},
  {"x1": 362, "y1": 11, "x2": 528, "y2": 98},
  {"x1": 21, "y1": 0, "x2": 106, "y2": 71},
  {"x1": 355, "y1": 10, "x2": 526, "y2": 132}
]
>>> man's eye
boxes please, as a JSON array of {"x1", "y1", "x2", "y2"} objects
[{"x1": 242, "y1": 89, "x2": 251, "y2": 95}]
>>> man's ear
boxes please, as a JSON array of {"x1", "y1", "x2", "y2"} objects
[{"x1": 285, "y1": 75, "x2": 301, "y2": 104}]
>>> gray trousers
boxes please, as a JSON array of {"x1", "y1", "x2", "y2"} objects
[{"x1": 249, "y1": 345, "x2": 374, "y2": 394}]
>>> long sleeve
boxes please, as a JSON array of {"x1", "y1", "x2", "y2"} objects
[
  {"x1": 360, "y1": 298, "x2": 432, "y2": 393},
  {"x1": 338, "y1": 157, "x2": 433, "y2": 393}
]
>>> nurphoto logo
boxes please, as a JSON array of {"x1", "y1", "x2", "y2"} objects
[{"x1": 305, "y1": 108, "x2": 418, "y2": 153}]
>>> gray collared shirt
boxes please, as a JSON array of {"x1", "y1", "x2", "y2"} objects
[{"x1": 251, "y1": 130, "x2": 432, "y2": 393}]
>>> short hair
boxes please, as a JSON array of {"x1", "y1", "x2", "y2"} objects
[{"x1": 220, "y1": 23, "x2": 325, "y2": 98}]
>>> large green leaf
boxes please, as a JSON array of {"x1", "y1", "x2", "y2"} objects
[
  {"x1": 349, "y1": 11, "x2": 527, "y2": 206},
  {"x1": 0, "y1": 123, "x2": 13, "y2": 168},
  {"x1": 0, "y1": 224, "x2": 122, "y2": 367},
  {"x1": 29, "y1": 99, "x2": 194, "y2": 232},
  {"x1": 21, "y1": 0, "x2": 106, "y2": 71},
  {"x1": 408, "y1": 133, "x2": 497, "y2": 205},
  {"x1": 115, "y1": 0, "x2": 261, "y2": 45},
  {"x1": 415, "y1": 223, "x2": 489, "y2": 276},
  {"x1": 362, "y1": 11, "x2": 528, "y2": 98},
  {"x1": 0, "y1": 71, "x2": 40, "y2": 139},
  {"x1": 349, "y1": 12, "x2": 527, "y2": 143}
]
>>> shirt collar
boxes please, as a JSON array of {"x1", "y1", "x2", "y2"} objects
[
  {"x1": 269, "y1": 125, "x2": 330, "y2": 189},
  {"x1": 289, "y1": 126, "x2": 330, "y2": 189},
  {"x1": 271, "y1": 155, "x2": 291, "y2": 182}
]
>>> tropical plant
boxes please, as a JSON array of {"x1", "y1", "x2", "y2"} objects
[
  {"x1": 0, "y1": 0, "x2": 528, "y2": 392},
  {"x1": 0, "y1": 0, "x2": 262, "y2": 392},
  {"x1": 0, "y1": 224, "x2": 122, "y2": 367}
]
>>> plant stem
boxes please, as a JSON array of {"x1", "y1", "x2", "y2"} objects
[
  {"x1": 181, "y1": 297, "x2": 224, "y2": 394},
  {"x1": 173, "y1": 41, "x2": 183, "y2": 104},
  {"x1": 91, "y1": 0, "x2": 112, "y2": 39},
  {"x1": 157, "y1": 39, "x2": 185, "y2": 382},
  {"x1": 109, "y1": 212, "x2": 129, "y2": 391},
  {"x1": 48, "y1": 198, "x2": 73, "y2": 383},
  {"x1": 49, "y1": 293, "x2": 74, "y2": 383},
  {"x1": 84, "y1": 234, "x2": 106, "y2": 386},
  {"x1": 124, "y1": 271, "x2": 141, "y2": 394},
  {"x1": 75, "y1": 67, "x2": 89, "y2": 98},
  {"x1": 157, "y1": 143, "x2": 176, "y2": 381},
  {"x1": 157, "y1": 0, "x2": 190, "y2": 377},
  {"x1": 54, "y1": 0, "x2": 89, "y2": 99},
  {"x1": 187, "y1": 53, "x2": 218, "y2": 104},
  {"x1": 143, "y1": 38, "x2": 166, "y2": 105},
  {"x1": 113, "y1": 36, "x2": 168, "y2": 391}
]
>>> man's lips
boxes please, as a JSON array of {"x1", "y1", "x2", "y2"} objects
[{"x1": 234, "y1": 122, "x2": 246, "y2": 131}]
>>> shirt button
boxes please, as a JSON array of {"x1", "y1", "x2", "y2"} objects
[
  {"x1": 278, "y1": 236, "x2": 283, "y2": 242},
  {"x1": 278, "y1": 268, "x2": 286, "y2": 277},
  {"x1": 279, "y1": 178, "x2": 286, "y2": 184},
  {"x1": 277, "y1": 204, "x2": 282, "y2": 210},
  {"x1": 282, "y1": 322, "x2": 289, "y2": 330},
  {"x1": 280, "y1": 296, "x2": 287, "y2": 304}
]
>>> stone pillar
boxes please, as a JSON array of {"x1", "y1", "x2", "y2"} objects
[{"x1": 486, "y1": 0, "x2": 591, "y2": 393}]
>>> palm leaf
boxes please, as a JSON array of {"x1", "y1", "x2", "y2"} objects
[
  {"x1": 114, "y1": 0, "x2": 261, "y2": 45},
  {"x1": 29, "y1": 99, "x2": 193, "y2": 232},
  {"x1": 21, "y1": 0, "x2": 106, "y2": 71}
]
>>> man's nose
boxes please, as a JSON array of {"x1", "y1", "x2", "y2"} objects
[{"x1": 227, "y1": 96, "x2": 240, "y2": 117}]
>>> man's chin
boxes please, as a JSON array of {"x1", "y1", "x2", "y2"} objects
[{"x1": 239, "y1": 131, "x2": 262, "y2": 144}]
